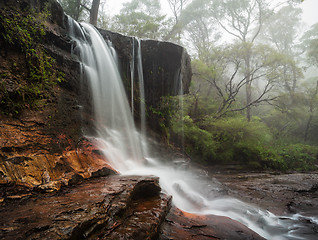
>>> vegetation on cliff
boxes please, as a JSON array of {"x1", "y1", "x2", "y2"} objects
[{"x1": 0, "y1": 5, "x2": 63, "y2": 115}]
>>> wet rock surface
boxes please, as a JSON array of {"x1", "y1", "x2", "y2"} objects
[
  {"x1": 98, "y1": 29, "x2": 192, "y2": 133},
  {"x1": 0, "y1": 117, "x2": 116, "y2": 193},
  {"x1": 160, "y1": 207, "x2": 265, "y2": 240},
  {"x1": 0, "y1": 175, "x2": 171, "y2": 240},
  {"x1": 212, "y1": 171, "x2": 318, "y2": 217}
]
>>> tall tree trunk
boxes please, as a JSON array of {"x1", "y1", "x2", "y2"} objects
[
  {"x1": 75, "y1": 0, "x2": 81, "y2": 20},
  {"x1": 90, "y1": 0, "x2": 100, "y2": 26},
  {"x1": 304, "y1": 115, "x2": 313, "y2": 142},
  {"x1": 304, "y1": 80, "x2": 318, "y2": 142},
  {"x1": 245, "y1": 54, "x2": 252, "y2": 122}
]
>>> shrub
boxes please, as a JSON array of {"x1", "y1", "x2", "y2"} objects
[
  {"x1": 276, "y1": 144, "x2": 318, "y2": 171},
  {"x1": 173, "y1": 115, "x2": 218, "y2": 164}
]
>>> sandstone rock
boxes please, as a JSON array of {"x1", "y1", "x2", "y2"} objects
[
  {"x1": 213, "y1": 171, "x2": 318, "y2": 216},
  {"x1": 98, "y1": 29, "x2": 192, "y2": 133},
  {"x1": 37, "y1": 180, "x2": 62, "y2": 193},
  {"x1": 0, "y1": 175, "x2": 171, "y2": 240},
  {"x1": 160, "y1": 207, "x2": 265, "y2": 240},
  {"x1": 0, "y1": 118, "x2": 117, "y2": 191}
]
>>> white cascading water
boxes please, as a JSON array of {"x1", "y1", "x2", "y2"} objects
[
  {"x1": 130, "y1": 38, "x2": 135, "y2": 116},
  {"x1": 68, "y1": 19, "x2": 317, "y2": 240}
]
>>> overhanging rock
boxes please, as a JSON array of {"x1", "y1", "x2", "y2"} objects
[{"x1": 98, "y1": 29, "x2": 192, "y2": 132}]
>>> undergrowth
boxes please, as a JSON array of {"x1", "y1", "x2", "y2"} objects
[
  {"x1": 0, "y1": 6, "x2": 64, "y2": 115},
  {"x1": 153, "y1": 95, "x2": 318, "y2": 172}
]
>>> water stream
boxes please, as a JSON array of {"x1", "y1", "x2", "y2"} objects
[{"x1": 68, "y1": 19, "x2": 317, "y2": 240}]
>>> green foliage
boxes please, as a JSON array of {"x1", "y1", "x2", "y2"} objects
[
  {"x1": 149, "y1": 96, "x2": 180, "y2": 142},
  {"x1": 174, "y1": 115, "x2": 218, "y2": 163},
  {"x1": 157, "y1": 93, "x2": 318, "y2": 171},
  {"x1": 200, "y1": 116, "x2": 274, "y2": 166},
  {"x1": 276, "y1": 144, "x2": 318, "y2": 171},
  {"x1": 110, "y1": 0, "x2": 170, "y2": 39},
  {"x1": 58, "y1": 0, "x2": 90, "y2": 21},
  {"x1": 0, "y1": 7, "x2": 63, "y2": 115}
]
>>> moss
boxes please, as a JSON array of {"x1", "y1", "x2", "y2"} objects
[{"x1": 0, "y1": 6, "x2": 63, "y2": 115}]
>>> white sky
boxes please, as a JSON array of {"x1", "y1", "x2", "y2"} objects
[
  {"x1": 103, "y1": 0, "x2": 318, "y2": 26},
  {"x1": 102, "y1": 0, "x2": 171, "y2": 16},
  {"x1": 300, "y1": 0, "x2": 318, "y2": 27}
]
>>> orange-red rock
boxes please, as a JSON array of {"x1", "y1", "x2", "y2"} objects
[
  {"x1": 160, "y1": 207, "x2": 265, "y2": 240},
  {"x1": 0, "y1": 116, "x2": 116, "y2": 193}
]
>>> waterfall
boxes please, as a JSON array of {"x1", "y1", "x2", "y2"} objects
[
  {"x1": 136, "y1": 38, "x2": 148, "y2": 157},
  {"x1": 130, "y1": 38, "x2": 135, "y2": 115},
  {"x1": 69, "y1": 20, "x2": 143, "y2": 171},
  {"x1": 68, "y1": 19, "x2": 317, "y2": 240}
]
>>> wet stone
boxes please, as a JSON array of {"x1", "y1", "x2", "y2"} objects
[
  {"x1": 160, "y1": 207, "x2": 265, "y2": 240},
  {"x1": 0, "y1": 175, "x2": 171, "y2": 240}
]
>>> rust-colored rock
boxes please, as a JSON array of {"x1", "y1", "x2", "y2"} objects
[
  {"x1": 0, "y1": 175, "x2": 171, "y2": 240},
  {"x1": 0, "y1": 116, "x2": 116, "y2": 194},
  {"x1": 160, "y1": 207, "x2": 265, "y2": 240}
]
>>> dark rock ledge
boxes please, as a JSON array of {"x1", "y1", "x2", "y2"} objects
[{"x1": 0, "y1": 175, "x2": 172, "y2": 240}]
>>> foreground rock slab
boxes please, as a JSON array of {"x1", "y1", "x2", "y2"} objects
[
  {"x1": 160, "y1": 207, "x2": 265, "y2": 240},
  {"x1": 0, "y1": 175, "x2": 171, "y2": 240},
  {"x1": 213, "y1": 171, "x2": 318, "y2": 216}
]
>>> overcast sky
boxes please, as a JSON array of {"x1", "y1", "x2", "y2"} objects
[
  {"x1": 300, "y1": 0, "x2": 318, "y2": 26},
  {"x1": 103, "y1": 0, "x2": 318, "y2": 27}
]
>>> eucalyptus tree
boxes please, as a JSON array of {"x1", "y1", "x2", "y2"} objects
[
  {"x1": 301, "y1": 23, "x2": 318, "y2": 142},
  {"x1": 163, "y1": 0, "x2": 210, "y2": 41},
  {"x1": 167, "y1": 0, "x2": 190, "y2": 24},
  {"x1": 208, "y1": 0, "x2": 270, "y2": 121},
  {"x1": 261, "y1": 4, "x2": 303, "y2": 98},
  {"x1": 111, "y1": 0, "x2": 168, "y2": 39},
  {"x1": 259, "y1": 20, "x2": 318, "y2": 143},
  {"x1": 303, "y1": 23, "x2": 318, "y2": 66},
  {"x1": 58, "y1": 0, "x2": 101, "y2": 25},
  {"x1": 193, "y1": 42, "x2": 287, "y2": 119},
  {"x1": 58, "y1": 0, "x2": 87, "y2": 21},
  {"x1": 166, "y1": 0, "x2": 190, "y2": 43}
]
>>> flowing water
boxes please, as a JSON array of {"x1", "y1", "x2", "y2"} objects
[{"x1": 68, "y1": 19, "x2": 318, "y2": 240}]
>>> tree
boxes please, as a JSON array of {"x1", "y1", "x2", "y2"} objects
[
  {"x1": 183, "y1": 6, "x2": 220, "y2": 58},
  {"x1": 302, "y1": 23, "x2": 318, "y2": 66},
  {"x1": 58, "y1": 0, "x2": 86, "y2": 21},
  {"x1": 111, "y1": 0, "x2": 167, "y2": 39},
  {"x1": 89, "y1": 0, "x2": 100, "y2": 25},
  {"x1": 167, "y1": 0, "x2": 190, "y2": 24},
  {"x1": 261, "y1": 5, "x2": 303, "y2": 98},
  {"x1": 58, "y1": 0, "x2": 101, "y2": 25},
  {"x1": 166, "y1": 0, "x2": 190, "y2": 43},
  {"x1": 193, "y1": 42, "x2": 286, "y2": 119},
  {"x1": 209, "y1": 0, "x2": 269, "y2": 121},
  {"x1": 164, "y1": 0, "x2": 210, "y2": 41},
  {"x1": 303, "y1": 80, "x2": 318, "y2": 141},
  {"x1": 301, "y1": 23, "x2": 318, "y2": 142}
]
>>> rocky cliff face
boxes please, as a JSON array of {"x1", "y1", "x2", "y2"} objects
[
  {"x1": 98, "y1": 29, "x2": 192, "y2": 132},
  {"x1": 0, "y1": 0, "x2": 191, "y2": 190},
  {"x1": 0, "y1": 0, "x2": 108, "y2": 191}
]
